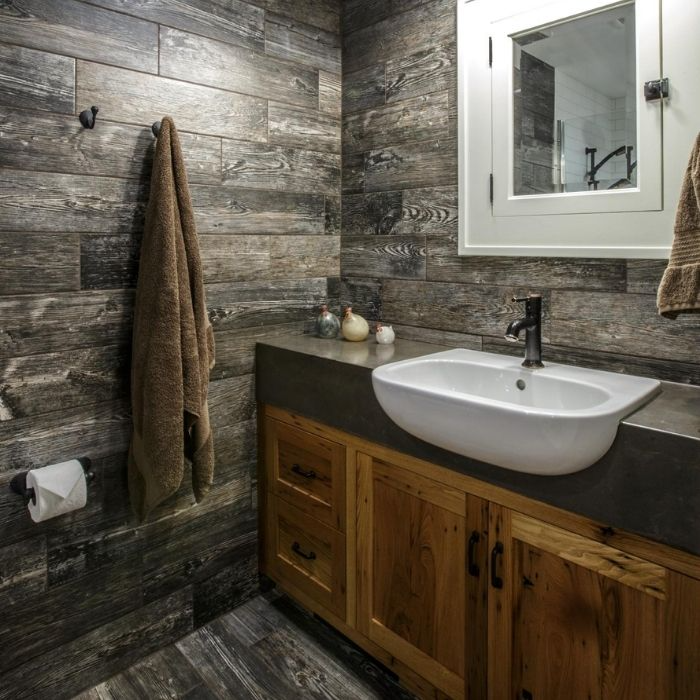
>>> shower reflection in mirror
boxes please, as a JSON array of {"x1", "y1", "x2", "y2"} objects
[{"x1": 512, "y1": 2, "x2": 637, "y2": 196}]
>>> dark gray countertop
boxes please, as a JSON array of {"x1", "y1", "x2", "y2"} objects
[{"x1": 256, "y1": 335, "x2": 700, "y2": 557}]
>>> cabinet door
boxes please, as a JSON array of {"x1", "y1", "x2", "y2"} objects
[
  {"x1": 488, "y1": 505, "x2": 668, "y2": 700},
  {"x1": 357, "y1": 452, "x2": 487, "y2": 700}
]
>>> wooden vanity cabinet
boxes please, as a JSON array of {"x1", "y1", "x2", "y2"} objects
[
  {"x1": 355, "y1": 452, "x2": 488, "y2": 700},
  {"x1": 259, "y1": 406, "x2": 700, "y2": 700},
  {"x1": 488, "y1": 505, "x2": 669, "y2": 700}
]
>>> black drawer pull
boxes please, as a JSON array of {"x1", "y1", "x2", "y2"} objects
[
  {"x1": 468, "y1": 530, "x2": 480, "y2": 577},
  {"x1": 490, "y1": 541, "x2": 504, "y2": 589},
  {"x1": 291, "y1": 463, "x2": 316, "y2": 479},
  {"x1": 291, "y1": 541, "x2": 317, "y2": 561}
]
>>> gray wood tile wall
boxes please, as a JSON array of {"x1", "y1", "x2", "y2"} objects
[
  {"x1": 341, "y1": 0, "x2": 700, "y2": 385},
  {"x1": 0, "y1": 1, "x2": 340, "y2": 697}
]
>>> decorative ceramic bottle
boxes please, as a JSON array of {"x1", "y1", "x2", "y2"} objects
[
  {"x1": 375, "y1": 322, "x2": 396, "y2": 345},
  {"x1": 315, "y1": 304, "x2": 340, "y2": 339},
  {"x1": 342, "y1": 306, "x2": 369, "y2": 342}
]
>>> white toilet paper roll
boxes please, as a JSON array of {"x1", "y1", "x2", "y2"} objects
[{"x1": 26, "y1": 459, "x2": 87, "y2": 523}]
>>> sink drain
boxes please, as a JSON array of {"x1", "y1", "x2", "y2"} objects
[{"x1": 516, "y1": 379, "x2": 526, "y2": 391}]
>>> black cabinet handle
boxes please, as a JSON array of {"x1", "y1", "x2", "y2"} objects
[
  {"x1": 467, "y1": 531, "x2": 480, "y2": 577},
  {"x1": 490, "y1": 541, "x2": 504, "y2": 589},
  {"x1": 291, "y1": 463, "x2": 316, "y2": 479},
  {"x1": 291, "y1": 541, "x2": 317, "y2": 561}
]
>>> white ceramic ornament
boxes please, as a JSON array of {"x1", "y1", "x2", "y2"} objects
[{"x1": 375, "y1": 322, "x2": 395, "y2": 345}]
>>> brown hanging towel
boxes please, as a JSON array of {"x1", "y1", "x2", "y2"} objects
[
  {"x1": 128, "y1": 116, "x2": 215, "y2": 520},
  {"x1": 657, "y1": 132, "x2": 700, "y2": 318}
]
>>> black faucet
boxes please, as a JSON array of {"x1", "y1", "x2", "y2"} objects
[{"x1": 504, "y1": 294, "x2": 543, "y2": 368}]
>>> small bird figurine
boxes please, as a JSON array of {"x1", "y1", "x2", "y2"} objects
[
  {"x1": 375, "y1": 322, "x2": 395, "y2": 345},
  {"x1": 342, "y1": 306, "x2": 369, "y2": 341}
]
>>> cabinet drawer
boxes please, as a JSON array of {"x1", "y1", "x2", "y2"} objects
[
  {"x1": 265, "y1": 418, "x2": 346, "y2": 530},
  {"x1": 267, "y1": 496, "x2": 346, "y2": 619}
]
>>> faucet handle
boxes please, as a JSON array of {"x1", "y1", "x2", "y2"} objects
[{"x1": 512, "y1": 293, "x2": 542, "y2": 303}]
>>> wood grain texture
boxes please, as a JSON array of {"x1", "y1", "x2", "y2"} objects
[
  {"x1": 266, "y1": 417, "x2": 346, "y2": 530},
  {"x1": 191, "y1": 185, "x2": 327, "y2": 235},
  {"x1": 0, "y1": 42, "x2": 74, "y2": 113},
  {"x1": 1, "y1": 344, "x2": 128, "y2": 420},
  {"x1": 0, "y1": 566, "x2": 142, "y2": 675},
  {"x1": 265, "y1": 12, "x2": 341, "y2": 73},
  {"x1": 390, "y1": 324, "x2": 482, "y2": 350},
  {"x1": 0, "y1": 169, "x2": 147, "y2": 233},
  {"x1": 192, "y1": 539, "x2": 259, "y2": 626},
  {"x1": 382, "y1": 279, "x2": 551, "y2": 338},
  {"x1": 343, "y1": 92, "x2": 449, "y2": 154},
  {"x1": 0, "y1": 536, "x2": 46, "y2": 605},
  {"x1": 77, "y1": 61, "x2": 267, "y2": 141},
  {"x1": 341, "y1": 235, "x2": 426, "y2": 279},
  {"x1": 0, "y1": 399, "x2": 131, "y2": 472},
  {"x1": 0, "y1": 588, "x2": 193, "y2": 700},
  {"x1": 0, "y1": 289, "x2": 133, "y2": 358},
  {"x1": 256, "y1": 0, "x2": 340, "y2": 34},
  {"x1": 0, "y1": 232, "x2": 79, "y2": 295},
  {"x1": 79, "y1": 646, "x2": 202, "y2": 700},
  {"x1": 512, "y1": 512, "x2": 667, "y2": 599},
  {"x1": 511, "y1": 540, "x2": 664, "y2": 700},
  {"x1": 342, "y1": 151, "x2": 366, "y2": 194},
  {"x1": 206, "y1": 277, "x2": 328, "y2": 332},
  {"x1": 343, "y1": 187, "x2": 457, "y2": 236},
  {"x1": 269, "y1": 495, "x2": 346, "y2": 618},
  {"x1": 343, "y1": 63, "x2": 386, "y2": 114},
  {"x1": 551, "y1": 290, "x2": 700, "y2": 363},
  {"x1": 325, "y1": 195, "x2": 341, "y2": 235},
  {"x1": 142, "y1": 501, "x2": 255, "y2": 603},
  {"x1": 1, "y1": 2, "x2": 343, "y2": 695},
  {"x1": 208, "y1": 374, "x2": 256, "y2": 430},
  {"x1": 80, "y1": 234, "x2": 140, "y2": 290},
  {"x1": 0, "y1": 0, "x2": 157, "y2": 72},
  {"x1": 364, "y1": 137, "x2": 458, "y2": 192},
  {"x1": 0, "y1": 107, "x2": 222, "y2": 184},
  {"x1": 627, "y1": 259, "x2": 667, "y2": 294},
  {"x1": 427, "y1": 235, "x2": 627, "y2": 290},
  {"x1": 483, "y1": 337, "x2": 700, "y2": 386},
  {"x1": 386, "y1": 42, "x2": 456, "y2": 104},
  {"x1": 339, "y1": 277, "x2": 383, "y2": 321},
  {"x1": 160, "y1": 27, "x2": 318, "y2": 109},
  {"x1": 269, "y1": 102, "x2": 341, "y2": 154},
  {"x1": 342, "y1": 0, "x2": 392, "y2": 35},
  {"x1": 319, "y1": 70, "x2": 342, "y2": 118},
  {"x1": 211, "y1": 323, "x2": 305, "y2": 381},
  {"x1": 356, "y1": 453, "x2": 465, "y2": 697},
  {"x1": 222, "y1": 140, "x2": 340, "y2": 195},
  {"x1": 343, "y1": 0, "x2": 454, "y2": 74},
  {"x1": 85, "y1": 0, "x2": 265, "y2": 51}
]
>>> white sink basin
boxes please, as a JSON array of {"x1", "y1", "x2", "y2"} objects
[{"x1": 371, "y1": 349, "x2": 660, "y2": 475}]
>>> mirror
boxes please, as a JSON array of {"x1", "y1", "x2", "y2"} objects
[
  {"x1": 456, "y1": 0, "x2": 699, "y2": 258},
  {"x1": 512, "y1": 3, "x2": 637, "y2": 196}
]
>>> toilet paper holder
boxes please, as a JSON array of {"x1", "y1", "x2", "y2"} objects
[{"x1": 10, "y1": 457, "x2": 95, "y2": 505}]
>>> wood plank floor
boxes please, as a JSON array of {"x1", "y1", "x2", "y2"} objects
[{"x1": 73, "y1": 592, "x2": 417, "y2": 699}]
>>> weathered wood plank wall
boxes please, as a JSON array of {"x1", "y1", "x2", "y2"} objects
[
  {"x1": 340, "y1": 0, "x2": 700, "y2": 385},
  {"x1": 0, "y1": 0, "x2": 341, "y2": 697}
]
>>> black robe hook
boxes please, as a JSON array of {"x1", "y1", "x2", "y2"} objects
[
  {"x1": 152, "y1": 121, "x2": 161, "y2": 137},
  {"x1": 78, "y1": 106, "x2": 99, "y2": 129}
]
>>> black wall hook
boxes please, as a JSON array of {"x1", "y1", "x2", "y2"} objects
[
  {"x1": 78, "y1": 106, "x2": 99, "y2": 129},
  {"x1": 151, "y1": 121, "x2": 161, "y2": 137}
]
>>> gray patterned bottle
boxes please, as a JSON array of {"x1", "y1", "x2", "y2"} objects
[{"x1": 315, "y1": 304, "x2": 340, "y2": 339}]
